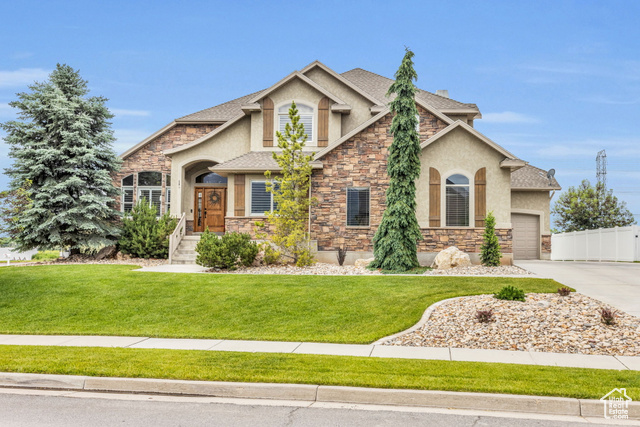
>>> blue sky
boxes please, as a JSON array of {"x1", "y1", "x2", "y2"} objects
[{"x1": 1, "y1": 0, "x2": 639, "y2": 224}]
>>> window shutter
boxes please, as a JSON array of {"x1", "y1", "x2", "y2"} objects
[
  {"x1": 474, "y1": 167, "x2": 487, "y2": 227},
  {"x1": 234, "y1": 174, "x2": 245, "y2": 216},
  {"x1": 318, "y1": 97, "x2": 329, "y2": 147},
  {"x1": 263, "y1": 97, "x2": 274, "y2": 147},
  {"x1": 429, "y1": 167, "x2": 441, "y2": 227}
]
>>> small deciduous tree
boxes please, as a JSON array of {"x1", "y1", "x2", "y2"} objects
[
  {"x1": 480, "y1": 211, "x2": 502, "y2": 266},
  {"x1": 552, "y1": 180, "x2": 635, "y2": 232},
  {"x1": 265, "y1": 101, "x2": 316, "y2": 266},
  {"x1": 369, "y1": 48, "x2": 422, "y2": 272},
  {"x1": 1, "y1": 64, "x2": 122, "y2": 252}
]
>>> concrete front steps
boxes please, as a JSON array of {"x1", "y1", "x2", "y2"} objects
[{"x1": 170, "y1": 235, "x2": 200, "y2": 265}]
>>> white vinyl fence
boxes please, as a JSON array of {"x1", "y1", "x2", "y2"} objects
[{"x1": 551, "y1": 225, "x2": 640, "y2": 262}]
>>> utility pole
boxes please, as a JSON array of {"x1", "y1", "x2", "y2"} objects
[{"x1": 596, "y1": 149, "x2": 607, "y2": 190}]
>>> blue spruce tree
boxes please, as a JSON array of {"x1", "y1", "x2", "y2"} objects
[{"x1": 1, "y1": 64, "x2": 121, "y2": 252}]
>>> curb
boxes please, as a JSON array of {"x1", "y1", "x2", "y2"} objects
[{"x1": 0, "y1": 372, "x2": 637, "y2": 420}]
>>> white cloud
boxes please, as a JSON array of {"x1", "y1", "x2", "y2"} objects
[
  {"x1": 113, "y1": 129, "x2": 151, "y2": 154},
  {"x1": 111, "y1": 108, "x2": 151, "y2": 117},
  {"x1": 580, "y1": 96, "x2": 640, "y2": 105},
  {"x1": 482, "y1": 111, "x2": 540, "y2": 124},
  {"x1": 0, "y1": 68, "x2": 50, "y2": 88}
]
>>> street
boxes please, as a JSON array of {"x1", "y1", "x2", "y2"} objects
[{"x1": 0, "y1": 389, "x2": 631, "y2": 427}]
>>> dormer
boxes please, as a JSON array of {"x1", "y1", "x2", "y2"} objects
[{"x1": 247, "y1": 71, "x2": 351, "y2": 151}]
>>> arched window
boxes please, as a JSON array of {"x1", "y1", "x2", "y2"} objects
[
  {"x1": 445, "y1": 174, "x2": 469, "y2": 226},
  {"x1": 137, "y1": 171, "x2": 162, "y2": 216},
  {"x1": 195, "y1": 172, "x2": 228, "y2": 184},
  {"x1": 121, "y1": 174, "x2": 134, "y2": 213},
  {"x1": 278, "y1": 103, "x2": 313, "y2": 141}
]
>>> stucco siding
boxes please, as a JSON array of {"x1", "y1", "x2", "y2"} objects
[
  {"x1": 304, "y1": 66, "x2": 375, "y2": 136},
  {"x1": 417, "y1": 127, "x2": 512, "y2": 227},
  {"x1": 251, "y1": 78, "x2": 335, "y2": 151},
  {"x1": 511, "y1": 190, "x2": 552, "y2": 234},
  {"x1": 169, "y1": 117, "x2": 251, "y2": 217}
]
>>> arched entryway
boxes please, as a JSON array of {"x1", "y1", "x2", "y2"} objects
[{"x1": 180, "y1": 160, "x2": 228, "y2": 234}]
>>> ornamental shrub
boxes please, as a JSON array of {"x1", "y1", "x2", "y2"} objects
[
  {"x1": 480, "y1": 211, "x2": 502, "y2": 266},
  {"x1": 494, "y1": 285, "x2": 526, "y2": 302},
  {"x1": 195, "y1": 230, "x2": 258, "y2": 270},
  {"x1": 118, "y1": 200, "x2": 177, "y2": 259}
]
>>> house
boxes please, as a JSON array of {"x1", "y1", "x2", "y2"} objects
[{"x1": 116, "y1": 61, "x2": 560, "y2": 265}]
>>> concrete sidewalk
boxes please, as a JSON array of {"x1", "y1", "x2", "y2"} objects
[{"x1": 0, "y1": 334, "x2": 637, "y2": 371}]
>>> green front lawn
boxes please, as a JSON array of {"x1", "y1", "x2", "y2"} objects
[
  {"x1": 0, "y1": 345, "x2": 636, "y2": 400},
  {"x1": 0, "y1": 265, "x2": 562, "y2": 343}
]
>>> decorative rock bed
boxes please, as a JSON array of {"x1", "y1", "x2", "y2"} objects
[
  {"x1": 210, "y1": 263, "x2": 382, "y2": 275},
  {"x1": 24, "y1": 255, "x2": 167, "y2": 268},
  {"x1": 384, "y1": 293, "x2": 640, "y2": 356},
  {"x1": 423, "y1": 265, "x2": 533, "y2": 276}
]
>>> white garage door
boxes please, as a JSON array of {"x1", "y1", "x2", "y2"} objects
[{"x1": 512, "y1": 214, "x2": 540, "y2": 260}]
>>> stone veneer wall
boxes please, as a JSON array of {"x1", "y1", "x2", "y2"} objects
[
  {"x1": 113, "y1": 124, "x2": 218, "y2": 210},
  {"x1": 418, "y1": 228, "x2": 512, "y2": 254},
  {"x1": 541, "y1": 234, "x2": 551, "y2": 254},
  {"x1": 225, "y1": 217, "x2": 270, "y2": 237},
  {"x1": 311, "y1": 108, "x2": 451, "y2": 253}
]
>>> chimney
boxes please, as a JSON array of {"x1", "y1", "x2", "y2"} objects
[{"x1": 436, "y1": 90, "x2": 449, "y2": 98}]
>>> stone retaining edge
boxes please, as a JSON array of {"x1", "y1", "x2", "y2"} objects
[
  {"x1": 0, "y1": 372, "x2": 637, "y2": 419},
  {"x1": 371, "y1": 297, "x2": 466, "y2": 345}
]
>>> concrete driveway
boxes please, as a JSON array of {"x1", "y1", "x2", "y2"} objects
[{"x1": 515, "y1": 260, "x2": 640, "y2": 317}]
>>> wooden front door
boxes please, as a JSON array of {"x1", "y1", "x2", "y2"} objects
[{"x1": 194, "y1": 188, "x2": 226, "y2": 232}]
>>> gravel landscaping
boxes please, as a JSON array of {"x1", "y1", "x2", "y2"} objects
[
  {"x1": 384, "y1": 293, "x2": 640, "y2": 356},
  {"x1": 210, "y1": 263, "x2": 382, "y2": 275},
  {"x1": 9, "y1": 254, "x2": 167, "y2": 268},
  {"x1": 423, "y1": 265, "x2": 533, "y2": 276}
]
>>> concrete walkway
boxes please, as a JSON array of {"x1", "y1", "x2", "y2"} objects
[
  {"x1": 0, "y1": 334, "x2": 637, "y2": 371},
  {"x1": 516, "y1": 260, "x2": 640, "y2": 317}
]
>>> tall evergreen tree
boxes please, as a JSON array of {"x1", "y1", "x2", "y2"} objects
[
  {"x1": 1, "y1": 64, "x2": 121, "y2": 252},
  {"x1": 369, "y1": 48, "x2": 422, "y2": 272}
]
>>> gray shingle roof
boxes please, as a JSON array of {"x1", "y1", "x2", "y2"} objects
[
  {"x1": 175, "y1": 65, "x2": 478, "y2": 122},
  {"x1": 210, "y1": 151, "x2": 319, "y2": 172},
  {"x1": 176, "y1": 90, "x2": 265, "y2": 122},
  {"x1": 340, "y1": 68, "x2": 479, "y2": 112},
  {"x1": 511, "y1": 164, "x2": 561, "y2": 190}
]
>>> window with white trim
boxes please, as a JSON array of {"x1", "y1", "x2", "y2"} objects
[
  {"x1": 250, "y1": 181, "x2": 278, "y2": 215},
  {"x1": 137, "y1": 171, "x2": 162, "y2": 216},
  {"x1": 278, "y1": 103, "x2": 313, "y2": 141},
  {"x1": 347, "y1": 187, "x2": 370, "y2": 226},
  {"x1": 121, "y1": 174, "x2": 134, "y2": 213},
  {"x1": 445, "y1": 174, "x2": 469, "y2": 226}
]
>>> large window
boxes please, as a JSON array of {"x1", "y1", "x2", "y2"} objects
[
  {"x1": 121, "y1": 174, "x2": 134, "y2": 213},
  {"x1": 137, "y1": 171, "x2": 162, "y2": 216},
  {"x1": 250, "y1": 181, "x2": 278, "y2": 215},
  {"x1": 278, "y1": 103, "x2": 313, "y2": 141},
  {"x1": 445, "y1": 174, "x2": 469, "y2": 226},
  {"x1": 347, "y1": 187, "x2": 370, "y2": 226}
]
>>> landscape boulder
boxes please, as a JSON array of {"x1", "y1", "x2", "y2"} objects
[
  {"x1": 431, "y1": 246, "x2": 471, "y2": 270},
  {"x1": 95, "y1": 245, "x2": 117, "y2": 260}
]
